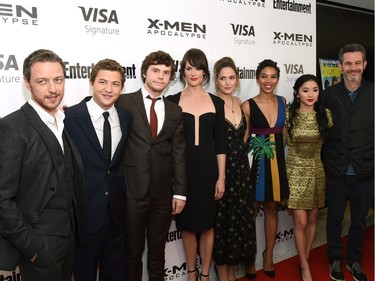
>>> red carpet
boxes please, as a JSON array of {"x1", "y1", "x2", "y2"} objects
[{"x1": 238, "y1": 225, "x2": 374, "y2": 281}]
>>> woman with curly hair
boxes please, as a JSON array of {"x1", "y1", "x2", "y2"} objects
[{"x1": 242, "y1": 59, "x2": 289, "y2": 279}]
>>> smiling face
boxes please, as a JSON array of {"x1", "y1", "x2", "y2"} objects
[
  {"x1": 256, "y1": 66, "x2": 279, "y2": 94},
  {"x1": 144, "y1": 64, "x2": 172, "y2": 97},
  {"x1": 298, "y1": 80, "x2": 319, "y2": 111},
  {"x1": 24, "y1": 61, "x2": 65, "y2": 115},
  {"x1": 184, "y1": 61, "x2": 205, "y2": 88},
  {"x1": 339, "y1": 51, "x2": 367, "y2": 84},
  {"x1": 91, "y1": 70, "x2": 123, "y2": 110},
  {"x1": 216, "y1": 66, "x2": 238, "y2": 96}
]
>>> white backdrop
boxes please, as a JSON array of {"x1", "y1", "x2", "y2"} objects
[{"x1": 0, "y1": 0, "x2": 316, "y2": 280}]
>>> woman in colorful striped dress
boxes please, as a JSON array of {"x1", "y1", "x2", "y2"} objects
[{"x1": 242, "y1": 59, "x2": 289, "y2": 278}]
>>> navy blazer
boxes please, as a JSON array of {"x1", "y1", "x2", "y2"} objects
[{"x1": 64, "y1": 97, "x2": 132, "y2": 233}]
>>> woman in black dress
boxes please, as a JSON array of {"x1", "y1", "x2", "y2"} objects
[
  {"x1": 168, "y1": 48, "x2": 226, "y2": 281},
  {"x1": 213, "y1": 57, "x2": 257, "y2": 281}
]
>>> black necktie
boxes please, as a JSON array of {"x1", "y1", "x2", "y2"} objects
[
  {"x1": 146, "y1": 95, "x2": 159, "y2": 139},
  {"x1": 102, "y1": 111, "x2": 111, "y2": 162}
]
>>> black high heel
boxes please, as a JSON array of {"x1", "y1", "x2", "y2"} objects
[
  {"x1": 262, "y1": 250, "x2": 275, "y2": 278},
  {"x1": 245, "y1": 271, "x2": 257, "y2": 280},
  {"x1": 245, "y1": 262, "x2": 257, "y2": 280},
  {"x1": 187, "y1": 268, "x2": 198, "y2": 281}
]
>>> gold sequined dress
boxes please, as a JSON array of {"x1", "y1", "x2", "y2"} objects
[{"x1": 286, "y1": 110, "x2": 331, "y2": 209}]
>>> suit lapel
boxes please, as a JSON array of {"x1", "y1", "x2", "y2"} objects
[
  {"x1": 132, "y1": 90, "x2": 153, "y2": 140},
  {"x1": 22, "y1": 103, "x2": 63, "y2": 172},
  {"x1": 158, "y1": 96, "x2": 170, "y2": 137},
  {"x1": 74, "y1": 98, "x2": 107, "y2": 162},
  {"x1": 111, "y1": 105, "x2": 128, "y2": 164},
  {"x1": 22, "y1": 103, "x2": 65, "y2": 210}
]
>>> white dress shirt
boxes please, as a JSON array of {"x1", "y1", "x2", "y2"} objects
[
  {"x1": 86, "y1": 98, "x2": 122, "y2": 161},
  {"x1": 28, "y1": 98, "x2": 65, "y2": 152}
]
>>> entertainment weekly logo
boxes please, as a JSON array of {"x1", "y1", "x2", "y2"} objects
[
  {"x1": 147, "y1": 18, "x2": 207, "y2": 39},
  {"x1": 0, "y1": 3, "x2": 38, "y2": 25},
  {"x1": 237, "y1": 66, "x2": 256, "y2": 80},
  {"x1": 273, "y1": 31, "x2": 313, "y2": 47},
  {"x1": 0, "y1": 270, "x2": 21, "y2": 281},
  {"x1": 273, "y1": 0, "x2": 312, "y2": 14},
  {"x1": 63, "y1": 61, "x2": 137, "y2": 80},
  {"x1": 218, "y1": 0, "x2": 265, "y2": 8},
  {"x1": 77, "y1": 6, "x2": 120, "y2": 36},
  {"x1": 166, "y1": 229, "x2": 182, "y2": 243}
]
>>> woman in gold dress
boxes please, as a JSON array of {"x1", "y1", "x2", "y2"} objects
[{"x1": 286, "y1": 74, "x2": 332, "y2": 281}]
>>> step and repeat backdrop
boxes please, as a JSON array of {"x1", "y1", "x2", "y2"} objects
[{"x1": 0, "y1": 0, "x2": 315, "y2": 280}]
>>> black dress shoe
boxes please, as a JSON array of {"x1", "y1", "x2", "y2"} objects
[{"x1": 246, "y1": 271, "x2": 257, "y2": 280}]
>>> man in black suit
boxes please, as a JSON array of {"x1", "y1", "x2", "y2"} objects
[
  {"x1": 117, "y1": 50, "x2": 187, "y2": 281},
  {"x1": 0, "y1": 49, "x2": 89, "y2": 281},
  {"x1": 64, "y1": 59, "x2": 132, "y2": 281}
]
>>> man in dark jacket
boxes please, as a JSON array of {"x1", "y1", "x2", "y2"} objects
[
  {"x1": 65, "y1": 59, "x2": 132, "y2": 281},
  {"x1": 0, "y1": 49, "x2": 89, "y2": 281},
  {"x1": 322, "y1": 43, "x2": 373, "y2": 281}
]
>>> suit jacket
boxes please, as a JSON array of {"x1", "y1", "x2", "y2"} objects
[
  {"x1": 0, "y1": 103, "x2": 89, "y2": 271},
  {"x1": 116, "y1": 90, "x2": 187, "y2": 199},
  {"x1": 322, "y1": 80, "x2": 374, "y2": 179},
  {"x1": 64, "y1": 97, "x2": 132, "y2": 233}
]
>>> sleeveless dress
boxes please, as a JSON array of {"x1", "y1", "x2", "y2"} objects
[
  {"x1": 248, "y1": 95, "x2": 289, "y2": 202},
  {"x1": 213, "y1": 110, "x2": 256, "y2": 265},
  {"x1": 286, "y1": 109, "x2": 332, "y2": 209},
  {"x1": 168, "y1": 92, "x2": 226, "y2": 233}
]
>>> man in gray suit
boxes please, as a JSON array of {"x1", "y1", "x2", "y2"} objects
[
  {"x1": 117, "y1": 50, "x2": 187, "y2": 281},
  {"x1": 0, "y1": 49, "x2": 89, "y2": 281}
]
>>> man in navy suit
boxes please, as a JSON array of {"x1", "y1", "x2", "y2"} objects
[
  {"x1": 64, "y1": 59, "x2": 132, "y2": 281},
  {"x1": 0, "y1": 49, "x2": 89, "y2": 281}
]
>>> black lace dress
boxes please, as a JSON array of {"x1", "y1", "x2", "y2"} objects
[{"x1": 213, "y1": 111, "x2": 256, "y2": 265}]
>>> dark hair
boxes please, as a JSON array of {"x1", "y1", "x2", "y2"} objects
[
  {"x1": 324, "y1": 79, "x2": 330, "y2": 89},
  {"x1": 255, "y1": 59, "x2": 280, "y2": 79},
  {"x1": 90, "y1": 58, "x2": 125, "y2": 88},
  {"x1": 213, "y1": 56, "x2": 240, "y2": 92},
  {"x1": 141, "y1": 50, "x2": 175, "y2": 83},
  {"x1": 288, "y1": 74, "x2": 330, "y2": 140},
  {"x1": 338, "y1": 43, "x2": 366, "y2": 63},
  {"x1": 179, "y1": 48, "x2": 210, "y2": 86},
  {"x1": 23, "y1": 49, "x2": 64, "y2": 82}
]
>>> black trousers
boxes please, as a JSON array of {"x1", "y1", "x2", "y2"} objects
[
  {"x1": 18, "y1": 229, "x2": 75, "y2": 281},
  {"x1": 124, "y1": 194, "x2": 172, "y2": 281},
  {"x1": 326, "y1": 175, "x2": 374, "y2": 264},
  {"x1": 74, "y1": 207, "x2": 125, "y2": 281}
]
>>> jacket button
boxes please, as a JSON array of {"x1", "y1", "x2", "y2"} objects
[{"x1": 105, "y1": 192, "x2": 109, "y2": 195}]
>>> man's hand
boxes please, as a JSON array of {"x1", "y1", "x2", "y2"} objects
[{"x1": 172, "y1": 198, "x2": 185, "y2": 215}]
